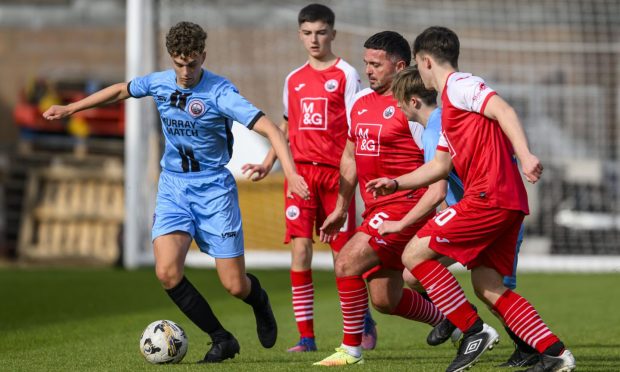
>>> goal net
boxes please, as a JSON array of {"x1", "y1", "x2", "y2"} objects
[{"x1": 124, "y1": 0, "x2": 620, "y2": 271}]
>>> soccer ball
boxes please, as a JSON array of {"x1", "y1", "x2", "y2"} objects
[{"x1": 139, "y1": 320, "x2": 188, "y2": 364}]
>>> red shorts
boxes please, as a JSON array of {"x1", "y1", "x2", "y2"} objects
[
  {"x1": 284, "y1": 162, "x2": 356, "y2": 252},
  {"x1": 416, "y1": 198, "x2": 525, "y2": 276},
  {"x1": 359, "y1": 199, "x2": 433, "y2": 271}
]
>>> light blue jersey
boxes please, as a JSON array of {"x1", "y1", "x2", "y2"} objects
[
  {"x1": 423, "y1": 108, "x2": 523, "y2": 289},
  {"x1": 422, "y1": 108, "x2": 463, "y2": 206},
  {"x1": 128, "y1": 68, "x2": 263, "y2": 173},
  {"x1": 129, "y1": 68, "x2": 262, "y2": 257}
]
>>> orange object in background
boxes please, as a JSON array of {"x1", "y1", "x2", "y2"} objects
[{"x1": 13, "y1": 78, "x2": 125, "y2": 137}]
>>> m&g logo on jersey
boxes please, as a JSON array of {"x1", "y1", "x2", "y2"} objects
[
  {"x1": 299, "y1": 97, "x2": 328, "y2": 130},
  {"x1": 186, "y1": 98, "x2": 206, "y2": 118},
  {"x1": 355, "y1": 123, "x2": 382, "y2": 156}
]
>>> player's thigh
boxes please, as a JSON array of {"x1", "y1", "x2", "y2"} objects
[
  {"x1": 215, "y1": 256, "x2": 250, "y2": 298},
  {"x1": 401, "y1": 235, "x2": 440, "y2": 268},
  {"x1": 153, "y1": 231, "x2": 193, "y2": 288},
  {"x1": 334, "y1": 231, "x2": 380, "y2": 277}
]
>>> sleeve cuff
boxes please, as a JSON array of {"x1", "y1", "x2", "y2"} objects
[
  {"x1": 126, "y1": 81, "x2": 136, "y2": 98},
  {"x1": 247, "y1": 111, "x2": 265, "y2": 130},
  {"x1": 480, "y1": 91, "x2": 497, "y2": 115}
]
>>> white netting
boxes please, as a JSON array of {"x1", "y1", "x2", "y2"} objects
[{"x1": 127, "y1": 0, "x2": 620, "y2": 266}]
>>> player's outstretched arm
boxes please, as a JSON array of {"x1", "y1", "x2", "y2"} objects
[
  {"x1": 483, "y1": 95, "x2": 543, "y2": 183},
  {"x1": 366, "y1": 151, "x2": 452, "y2": 198},
  {"x1": 241, "y1": 119, "x2": 288, "y2": 181},
  {"x1": 319, "y1": 140, "x2": 357, "y2": 243},
  {"x1": 252, "y1": 116, "x2": 309, "y2": 199},
  {"x1": 42, "y1": 82, "x2": 131, "y2": 120},
  {"x1": 378, "y1": 179, "x2": 447, "y2": 236}
]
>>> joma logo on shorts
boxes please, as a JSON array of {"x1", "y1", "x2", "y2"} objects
[{"x1": 221, "y1": 231, "x2": 237, "y2": 239}]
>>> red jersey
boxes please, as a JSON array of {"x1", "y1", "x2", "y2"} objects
[
  {"x1": 348, "y1": 88, "x2": 426, "y2": 210},
  {"x1": 437, "y1": 72, "x2": 529, "y2": 213},
  {"x1": 284, "y1": 58, "x2": 361, "y2": 168}
]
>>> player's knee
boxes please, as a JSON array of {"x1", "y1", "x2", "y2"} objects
[
  {"x1": 223, "y1": 280, "x2": 247, "y2": 298},
  {"x1": 369, "y1": 296, "x2": 394, "y2": 314},
  {"x1": 473, "y1": 286, "x2": 486, "y2": 302},
  {"x1": 155, "y1": 266, "x2": 183, "y2": 289},
  {"x1": 472, "y1": 284, "x2": 501, "y2": 308},
  {"x1": 334, "y1": 255, "x2": 353, "y2": 277},
  {"x1": 291, "y1": 244, "x2": 313, "y2": 268},
  {"x1": 403, "y1": 269, "x2": 420, "y2": 289}
]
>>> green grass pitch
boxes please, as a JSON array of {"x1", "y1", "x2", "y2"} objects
[{"x1": 1, "y1": 268, "x2": 618, "y2": 371}]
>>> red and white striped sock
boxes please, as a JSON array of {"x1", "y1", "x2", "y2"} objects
[
  {"x1": 337, "y1": 275, "x2": 368, "y2": 347},
  {"x1": 391, "y1": 288, "x2": 445, "y2": 326},
  {"x1": 291, "y1": 269, "x2": 314, "y2": 338},
  {"x1": 494, "y1": 289, "x2": 561, "y2": 353},
  {"x1": 411, "y1": 260, "x2": 479, "y2": 332}
]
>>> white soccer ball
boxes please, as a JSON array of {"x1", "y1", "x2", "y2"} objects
[{"x1": 139, "y1": 320, "x2": 188, "y2": 364}]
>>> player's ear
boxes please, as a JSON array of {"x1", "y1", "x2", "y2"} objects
[
  {"x1": 395, "y1": 59, "x2": 406, "y2": 72},
  {"x1": 414, "y1": 97, "x2": 423, "y2": 110},
  {"x1": 424, "y1": 55, "x2": 432, "y2": 70},
  {"x1": 331, "y1": 29, "x2": 337, "y2": 41}
]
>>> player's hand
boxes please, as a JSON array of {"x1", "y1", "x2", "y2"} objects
[
  {"x1": 241, "y1": 163, "x2": 271, "y2": 182},
  {"x1": 520, "y1": 153, "x2": 543, "y2": 184},
  {"x1": 365, "y1": 177, "x2": 397, "y2": 199},
  {"x1": 319, "y1": 209, "x2": 347, "y2": 243},
  {"x1": 287, "y1": 173, "x2": 310, "y2": 200},
  {"x1": 42, "y1": 105, "x2": 71, "y2": 120},
  {"x1": 378, "y1": 220, "x2": 404, "y2": 236}
]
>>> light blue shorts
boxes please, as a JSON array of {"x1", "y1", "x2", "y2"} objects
[
  {"x1": 152, "y1": 168, "x2": 244, "y2": 258},
  {"x1": 503, "y1": 224, "x2": 524, "y2": 289}
]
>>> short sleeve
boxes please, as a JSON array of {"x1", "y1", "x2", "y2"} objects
[
  {"x1": 422, "y1": 128, "x2": 440, "y2": 163},
  {"x1": 343, "y1": 69, "x2": 362, "y2": 112},
  {"x1": 127, "y1": 74, "x2": 152, "y2": 98},
  {"x1": 437, "y1": 132, "x2": 450, "y2": 152},
  {"x1": 408, "y1": 121, "x2": 424, "y2": 150},
  {"x1": 215, "y1": 81, "x2": 263, "y2": 129},
  {"x1": 282, "y1": 79, "x2": 289, "y2": 120},
  {"x1": 446, "y1": 74, "x2": 496, "y2": 114}
]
